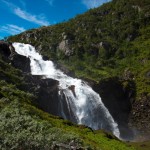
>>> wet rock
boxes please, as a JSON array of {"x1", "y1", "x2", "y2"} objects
[
  {"x1": 58, "y1": 89, "x2": 78, "y2": 123},
  {"x1": 23, "y1": 75, "x2": 78, "y2": 123},
  {"x1": 93, "y1": 77, "x2": 134, "y2": 139},
  {"x1": 68, "y1": 85, "x2": 76, "y2": 97}
]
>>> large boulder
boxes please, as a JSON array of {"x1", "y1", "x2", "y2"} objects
[
  {"x1": 23, "y1": 74, "x2": 79, "y2": 123},
  {"x1": 24, "y1": 75, "x2": 60, "y2": 115}
]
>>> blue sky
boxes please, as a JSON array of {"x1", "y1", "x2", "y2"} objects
[{"x1": 0, "y1": 0, "x2": 110, "y2": 39}]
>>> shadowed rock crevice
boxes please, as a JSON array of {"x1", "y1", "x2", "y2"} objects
[{"x1": 93, "y1": 77, "x2": 136, "y2": 139}]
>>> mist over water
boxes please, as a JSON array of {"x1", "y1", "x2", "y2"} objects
[{"x1": 13, "y1": 42, "x2": 120, "y2": 138}]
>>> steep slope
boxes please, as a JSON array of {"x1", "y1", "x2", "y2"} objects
[{"x1": 8, "y1": 0, "x2": 150, "y2": 136}]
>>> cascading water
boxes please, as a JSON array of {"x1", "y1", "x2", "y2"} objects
[{"x1": 13, "y1": 42, "x2": 120, "y2": 138}]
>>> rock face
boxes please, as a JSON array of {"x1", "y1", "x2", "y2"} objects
[
  {"x1": 58, "y1": 40, "x2": 73, "y2": 56},
  {"x1": 0, "y1": 41, "x2": 31, "y2": 73},
  {"x1": 10, "y1": 54, "x2": 31, "y2": 73},
  {"x1": 68, "y1": 85, "x2": 76, "y2": 97},
  {"x1": 24, "y1": 75, "x2": 61, "y2": 116},
  {"x1": 0, "y1": 41, "x2": 16, "y2": 58},
  {"x1": 0, "y1": 41, "x2": 12, "y2": 62},
  {"x1": 93, "y1": 77, "x2": 135, "y2": 139},
  {"x1": 24, "y1": 75, "x2": 79, "y2": 122}
]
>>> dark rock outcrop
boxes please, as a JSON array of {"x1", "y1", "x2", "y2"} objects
[
  {"x1": 24, "y1": 75, "x2": 77, "y2": 121},
  {"x1": 68, "y1": 85, "x2": 76, "y2": 97},
  {"x1": 0, "y1": 41, "x2": 11, "y2": 58},
  {"x1": 93, "y1": 77, "x2": 135, "y2": 139},
  {"x1": 10, "y1": 54, "x2": 31, "y2": 73},
  {"x1": 0, "y1": 41, "x2": 31, "y2": 73},
  {"x1": 24, "y1": 75, "x2": 61, "y2": 115},
  {"x1": 0, "y1": 41, "x2": 16, "y2": 57},
  {"x1": 0, "y1": 41, "x2": 13, "y2": 62}
]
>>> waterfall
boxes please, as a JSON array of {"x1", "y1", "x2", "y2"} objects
[{"x1": 13, "y1": 42, "x2": 120, "y2": 138}]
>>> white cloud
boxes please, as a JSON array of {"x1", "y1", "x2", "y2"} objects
[
  {"x1": 0, "y1": 24, "x2": 25, "y2": 35},
  {"x1": 82, "y1": 0, "x2": 110, "y2": 9},
  {"x1": 14, "y1": 8, "x2": 49, "y2": 26},
  {"x1": 45, "y1": 0, "x2": 54, "y2": 6},
  {"x1": 1, "y1": 0, "x2": 50, "y2": 26}
]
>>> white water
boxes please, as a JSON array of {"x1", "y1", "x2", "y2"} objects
[{"x1": 13, "y1": 42, "x2": 120, "y2": 138}]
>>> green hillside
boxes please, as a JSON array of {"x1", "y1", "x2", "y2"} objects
[
  {"x1": 1, "y1": 0, "x2": 150, "y2": 149},
  {"x1": 9, "y1": 0, "x2": 150, "y2": 96}
]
